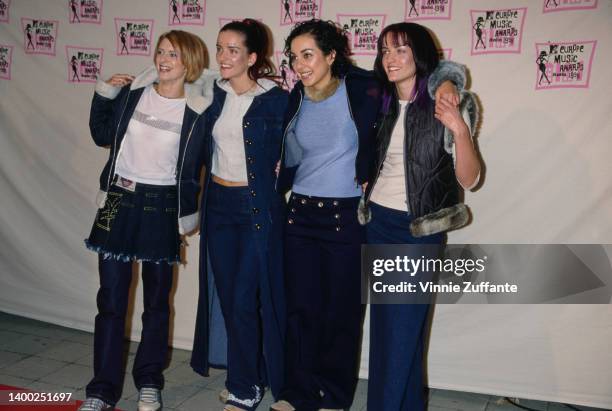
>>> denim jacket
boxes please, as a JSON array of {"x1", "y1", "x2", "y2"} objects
[
  {"x1": 191, "y1": 79, "x2": 289, "y2": 397},
  {"x1": 89, "y1": 66, "x2": 216, "y2": 233}
]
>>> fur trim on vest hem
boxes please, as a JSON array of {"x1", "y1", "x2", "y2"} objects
[{"x1": 410, "y1": 203, "x2": 469, "y2": 237}]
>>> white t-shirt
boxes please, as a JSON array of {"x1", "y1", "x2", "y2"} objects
[
  {"x1": 115, "y1": 85, "x2": 186, "y2": 185},
  {"x1": 209, "y1": 78, "x2": 278, "y2": 182},
  {"x1": 211, "y1": 84, "x2": 254, "y2": 182},
  {"x1": 370, "y1": 100, "x2": 410, "y2": 211}
]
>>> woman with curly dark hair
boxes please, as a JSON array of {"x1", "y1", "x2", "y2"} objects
[{"x1": 272, "y1": 19, "x2": 464, "y2": 411}]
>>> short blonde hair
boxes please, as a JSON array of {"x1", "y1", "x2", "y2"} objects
[{"x1": 155, "y1": 30, "x2": 208, "y2": 83}]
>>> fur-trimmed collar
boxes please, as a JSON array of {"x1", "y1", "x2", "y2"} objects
[
  {"x1": 95, "y1": 66, "x2": 218, "y2": 114},
  {"x1": 129, "y1": 65, "x2": 216, "y2": 114}
]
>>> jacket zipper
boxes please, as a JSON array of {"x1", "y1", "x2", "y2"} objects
[
  {"x1": 344, "y1": 83, "x2": 360, "y2": 187},
  {"x1": 105, "y1": 90, "x2": 131, "y2": 194},
  {"x1": 403, "y1": 102, "x2": 412, "y2": 214},
  {"x1": 275, "y1": 89, "x2": 302, "y2": 192},
  {"x1": 176, "y1": 114, "x2": 200, "y2": 223},
  {"x1": 365, "y1": 101, "x2": 400, "y2": 204}
]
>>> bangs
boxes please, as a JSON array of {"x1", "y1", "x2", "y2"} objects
[{"x1": 380, "y1": 29, "x2": 413, "y2": 50}]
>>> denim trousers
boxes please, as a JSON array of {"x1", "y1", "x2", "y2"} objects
[
  {"x1": 85, "y1": 255, "x2": 173, "y2": 405},
  {"x1": 366, "y1": 202, "x2": 443, "y2": 411},
  {"x1": 281, "y1": 193, "x2": 365, "y2": 411},
  {"x1": 205, "y1": 181, "x2": 265, "y2": 411}
]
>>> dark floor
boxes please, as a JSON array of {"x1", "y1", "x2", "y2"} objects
[{"x1": 0, "y1": 311, "x2": 605, "y2": 410}]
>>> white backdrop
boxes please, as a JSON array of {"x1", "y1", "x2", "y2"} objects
[{"x1": 1, "y1": 0, "x2": 611, "y2": 408}]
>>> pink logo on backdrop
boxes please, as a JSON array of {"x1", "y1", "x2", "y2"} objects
[
  {"x1": 0, "y1": 44, "x2": 12, "y2": 80},
  {"x1": 114, "y1": 19, "x2": 154, "y2": 56},
  {"x1": 218, "y1": 17, "x2": 262, "y2": 28},
  {"x1": 470, "y1": 8, "x2": 526, "y2": 55},
  {"x1": 168, "y1": 0, "x2": 205, "y2": 26},
  {"x1": 439, "y1": 48, "x2": 452, "y2": 60},
  {"x1": 405, "y1": 0, "x2": 452, "y2": 20},
  {"x1": 280, "y1": 0, "x2": 322, "y2": 26},
  {"x1": 543, "y1": 0, "x2": 597, "y2": 13},
  {"x1": 535, "y1": 41, "x2": 596, "y2": 90},
  {"x1": 69, "y1": 0, "x2": 103, "y2": 24},
  {"x1": 21, "y1": 18, "x2": 59, "y2": 56},
  {"x1": 337, "y1": 14, "x2": 386, "y2": 56},
  {"x1": 275, "y1": 51, "x2": 298, "y2": 91},
  {"x1": 66, "y1": 46, "x2": 103, "y2": 83},
  {"x1": 0, "y1": 0, "x2": 11, "y2": 23}
]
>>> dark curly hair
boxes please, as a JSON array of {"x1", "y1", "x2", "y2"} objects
[
  {"x1": 220, "y1": 18, "x2": 276, "y2": 80},
  {"x1": 284, "y1": 19, "x2": 353, "y2": 78}
]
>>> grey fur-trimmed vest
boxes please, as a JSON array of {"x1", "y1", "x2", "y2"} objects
[{"x1": 361, "y1": 90, "x2": 479, "y2": 237}]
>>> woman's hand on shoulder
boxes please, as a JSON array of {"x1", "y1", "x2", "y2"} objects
[
  {"x1": 105, "y1": 73, "x2": 135, "y2": 87},
  {"x1": 434, "y1": 80, "x2": 459, "y2": 106},
  {"x1": 435, "y1": 97, "x2": 468, "y2": 137}
]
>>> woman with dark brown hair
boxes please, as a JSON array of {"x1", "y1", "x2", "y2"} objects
[
  {"x1": 271, "y1": 19, "x2": 464, "y2": 411},
  {"x1": 363, "y1": 22, "x2": 480, "y2": 410},
  {"x1": 189, "y1": 19, "x2": 289, "y2": 411}
]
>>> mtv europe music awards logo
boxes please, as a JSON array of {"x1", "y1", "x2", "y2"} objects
[
  {"x1": 21, "y1": 18, "x2": 59, "y2": 55},
  {"x1": 543, "y1": 0, "x2": 597, "y2": 13},
  {"x1": 337, "y1": 14, "x2": 386, "y2": 55},
  {"x1": 280, "y1": 0, "x2": 322, "y2": 26},
  {"x1": 535, "y1": 41, "x2": 596, "y2": 90},
  {"x1": 114, "y1": 18, "x2": 154, "y2": 56},
  {"x1": 66, "y1": 46, "x2": 103, "y2": 83},
  {"x1": 470, "y1": 8, "x2": 526, "y2": 55},
  {"x1": 168, "y1": 0, "x2": 205, "y2": 26},
  {"x1": 405, "y1": 0, "x2": 452, "y2": 20},
  {"x1": 275, "y1": 51, "x2": 298, "y2": 92},
  {"x1": 0, "y1": 45, "x2": 12, "y2": 80},
  {"x1": 0, "y1": 0, "x2": 10, "y2": 23},
  {"x1": 69, "y1": 0, "x2": 102, "y2": 24}
]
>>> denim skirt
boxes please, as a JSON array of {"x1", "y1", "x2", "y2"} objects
[{"x1": 85, "y1": 178, "x2": 181, "y2": 264}]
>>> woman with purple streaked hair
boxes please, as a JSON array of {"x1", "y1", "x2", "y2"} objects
[{"x1": 362, "y1": 22, "x2": 481, "y2": 411}]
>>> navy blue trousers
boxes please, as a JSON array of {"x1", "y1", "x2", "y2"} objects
[
  {"x1": 206, "y1": 182, "x2": 265, "y2": 411},
  {"x1": 281, "y1": 193, "x2": 365, "y2": 411},
  {"x1": 366, "y1": 202, "x2": 443, "y2": 411},
  {"x1": 86, "y1": 256, "x2": 173, "y2": 405}
]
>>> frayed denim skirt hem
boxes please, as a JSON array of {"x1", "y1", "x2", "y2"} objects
[{"x1": 85, "y1": 180, "x2": 181, "y2": 264}]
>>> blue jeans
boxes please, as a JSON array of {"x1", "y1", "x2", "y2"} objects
[
  {"x1": 86, "y1": 256, "x2": 173, "y2": 405},
  {"x1": 366, "y1": 202, "x2": 443, "y2": 411},
  {"x1": 206, "y1": 182, "x2": 265, "y2": 411}
]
